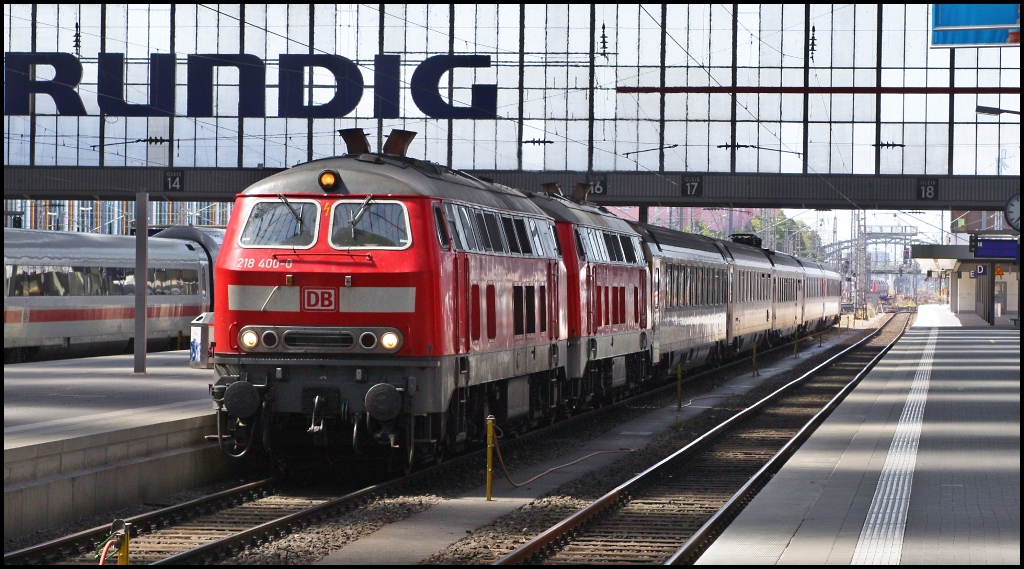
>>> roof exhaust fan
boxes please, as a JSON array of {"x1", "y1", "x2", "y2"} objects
[
  {"x1": 541, "y1": 182, "x2": 563, "y2": 196},
  {"x1": 571, "y1": 182, "x2": 591, "y2": 202},
  {"x1": 382, "y1": 129, "x2": 417, "y2": 157},
  {"x1": 338, "y1": 128, "x2": 370, "y2": 155}
]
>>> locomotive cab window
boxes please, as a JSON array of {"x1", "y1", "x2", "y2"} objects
[
  {"x1": 239, "y1": 199, "x2": 319, "y2": 248},
  {"x1": 329, "y1": 199, "x2": 411, "y2": 250}
]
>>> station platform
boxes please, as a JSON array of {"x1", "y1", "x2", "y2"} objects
[
  {"x1": 698, "y1": 304, "x2": 1020, "y2": 565},
  {"x1": 4, "y1": 351, "x2": 229, "y2": 539}
]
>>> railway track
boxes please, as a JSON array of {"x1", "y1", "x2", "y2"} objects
[
  {"x1": 494, "y1": 312, "x2": 911, "y2": 565},
  {"x1": 4, "y1": 322, "x2": 863, "y2": 565}
]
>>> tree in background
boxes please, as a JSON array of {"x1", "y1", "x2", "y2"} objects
[{"x1": 742, "y1": 213, "x2": 822, "y2": 258}]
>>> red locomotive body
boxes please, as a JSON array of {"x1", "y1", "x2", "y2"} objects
[{"x1": 211, "y1": 131, "x2": 568, "y2": 467}]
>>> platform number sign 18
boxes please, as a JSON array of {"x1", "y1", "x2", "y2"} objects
[
  {"x1": 917, "y1": 178, "x2": 937, "y2": 200},
  {"x1": 165, "y1": 170, "x2": 184, "y2": 192},
  {"x1": 682, "y1": 175, "x2": 703, "y2": 197}
]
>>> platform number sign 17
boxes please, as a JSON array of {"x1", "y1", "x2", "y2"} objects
[
  {"x1": 682, "y1": 175, "x2": 703, "y2": 197},
  {"x1": 917, "y1": 178, "x2": 937, "y2": 200},
  {"x1": 165, "y1": 170, "x2": 184, "y2": 192}
]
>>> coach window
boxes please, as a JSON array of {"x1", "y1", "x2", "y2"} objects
[
  {"x1": 514, "y1": 218, "x2": 534, "y2": 256},
  {"x1": 240, "y1": 199, "x2": 318, "y2": 248},
  {"x1": 433, "y1": 204, "x2": 451, "y2": 251}
]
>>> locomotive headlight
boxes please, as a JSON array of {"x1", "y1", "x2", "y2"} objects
[
  {"x1": 240, "y1": 329, "x2": 259, "y2": 350},
  {"x1": 381, "y1": 331, "x2": 400, "y2": 350}
]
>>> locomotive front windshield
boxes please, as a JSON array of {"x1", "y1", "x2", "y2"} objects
[
  {"x1": 239, "y1": 199, "x2": 318, "y2": 248},
  {"x1": 330, "y1": 200, "x2": 411, "y2": 249}
]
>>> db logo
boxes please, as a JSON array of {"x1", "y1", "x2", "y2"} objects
[{"x1": 302, "y1": 287, "x2": 336, "y2": 311}]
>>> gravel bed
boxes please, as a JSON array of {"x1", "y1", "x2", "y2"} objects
[
  {"x1": 219, "y1": 324, "x2": 878, "y2": 565},
  {"x1": 423, "y1": 325, "x2": 887, "y2": 564}
]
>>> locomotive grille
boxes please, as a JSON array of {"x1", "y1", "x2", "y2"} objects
[{"x1": 283, "y1": 331, "x2": 355, "y2": 348}]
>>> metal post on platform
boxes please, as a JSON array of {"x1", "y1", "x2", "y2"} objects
[
  {"x1": 134, "y1": 191, "x2": 148, "y2": 374},
  {"x1": 676, "y1": 364, "x2": 683, "y2": 410},
  {"x1": 752, "y1": 341, "x2": 760, "y2": 376},
  {"x1": 485, "y1": 415, "x2": 495, "y2": 501},
  {"x1": 793, "y1": 329, "x2": 800, "y2": 357},
  {"x1": 117, "y1": 522, "x2": 131, "y2": 565}
]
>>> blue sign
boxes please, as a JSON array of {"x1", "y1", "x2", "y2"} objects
[
  {"x1": 975, "y1": 238, "x2": 1019, "y2": 259},
  {"x1": 931, "y1": 4, "x2": 1021, "y2": 47},
  {"x1": 3, "y1": 52, "x2": 498, "y2": 119},
  {"x1": 975, "y1": 264, "x2": 988, "y2": 276}
]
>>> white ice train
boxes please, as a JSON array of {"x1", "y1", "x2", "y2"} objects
[{"x1": 3, "y1": 227, "x2": 223, "y2": 363}]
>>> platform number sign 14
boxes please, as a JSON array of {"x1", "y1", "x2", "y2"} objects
[
  {"x1": 917, "y1": 178, "x2": 937, "y2": 200},
  {"x1": 165, "y1": 170, "x2": 184, "y2": 192}
]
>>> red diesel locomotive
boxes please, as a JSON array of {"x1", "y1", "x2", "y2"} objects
[{"x1": 210, "y1": 129, "x2": 841, "y2": 468}]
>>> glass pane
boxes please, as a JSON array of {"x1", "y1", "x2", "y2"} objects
[
  {"x1": 240, "y1": 200, "x2": 318, "y2": 247},
  {"x1": 330, "y1": 201, "x2": 410, "y2": 248}
]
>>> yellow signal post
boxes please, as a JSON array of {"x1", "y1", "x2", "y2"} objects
[{"x1": 485, "y1": 415, "x2": 495, "y2": 501}]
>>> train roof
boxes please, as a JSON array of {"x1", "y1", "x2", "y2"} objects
[
  {"x1": 3, "y1": 228, "x2": 208, "y2": 267},
  {"x1": 628, "y1": 222, "x2": 727, "y2": 258},
  {"x1": 152, "y1": 226, "x2": 225, "y2": 266},
  {"x1": 241, "y1": 153, "x2": 549, "y2": 218},
  {"x1": 524, "y1": 191, "x2": 638, "y2": 233}
]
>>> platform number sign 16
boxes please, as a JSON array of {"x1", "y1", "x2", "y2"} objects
[
  {"x1": 165, "y1": 170, "x2": 184, "y2": 192},
  {"x1": 917, "y1": 178, "x2": 937, "y2": 200},
  {"x1": 590, "y1": 179, "x2": 606, "y2": 195},
  {"x1": 682, "y1": 175, "x2": 703, "y2": 197}
]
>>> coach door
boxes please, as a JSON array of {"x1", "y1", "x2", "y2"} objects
[{"x1": 548, "y1": 259, "x2": 559, "y2": 340}]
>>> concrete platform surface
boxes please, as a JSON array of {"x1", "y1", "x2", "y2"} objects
[
  {"x1": 4, "y1": 350, "x2": 214, "y2": 449},
  {"x1": 316, "y1": 324, "x2": 873, "y2": 565},
  {"x1": 698, "y1": 304, "x2": 1020, "y2": 565}
]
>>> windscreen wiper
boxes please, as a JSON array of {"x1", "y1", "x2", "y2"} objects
[
  {"x1": 349, "y1": 195, "x2": 374, "y2": 238},
  {"x1": 277, "y1": 194, "x2": 304, "y2": 233}
]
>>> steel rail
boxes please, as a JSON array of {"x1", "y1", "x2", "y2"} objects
[
  {"x1": 3, "y1": 477, "x2": 277, "y2": 565},
  {"x1": 665, "y1": 313, "x2": 911, "y2": 565},
  {"x1": 6, "y1": 323, "x2": 853, "y2": 565},
  {"x1": 493, "y1": 314, "x2": 899, "y2": 565}
]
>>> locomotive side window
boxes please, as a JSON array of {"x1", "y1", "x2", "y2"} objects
[
  {"x1": 527, "y1": 219, "x2": 546, "y2": 258},
  {"x1": 574, "y1": 228, "x2": 589, "y2": 260},
  {"x1": 549, "y1": 223, "x2": 563, "y2": 257},
  {"x1": 443, "y1": 203, "x2": 467, "y2": 251},
  {"x1": 603, "y1": 232, "x2": 624, "y2": 263},
  {"x1": 433, "y1": 204, "x2": 451, "y2": 251},
  {"x1": 502, "y1": 217, "x2": 522, "y2": 255},
  {"x1": 240, "y1": 200, "x2": 318, "y2": 248},
  {"x1": 619, "y1": 235, "x2": 637, "y2": 264},
  {"x1": 330, "y1": 200, "x2": 411, "y2": 249},
  {"x1": 456, "y1": 206, "x2": 480, "y2": 251},
  {"x1": 514, "y1": 218, "x2": 533, "y2": 256},
  {"x1": 473, "y1": 210, "x2": 493, "y2": 251},
  {"x1": 483, "y1": 213, "x2": 505, "y2": 253}
]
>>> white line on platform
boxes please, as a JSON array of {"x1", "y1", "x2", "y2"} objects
[
  {"x1": 3, "y1": 399, "x2": 210, "y2": 435},
  {"x1": 851, "y1": 327, "x2": 938, "y2": 565}
]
